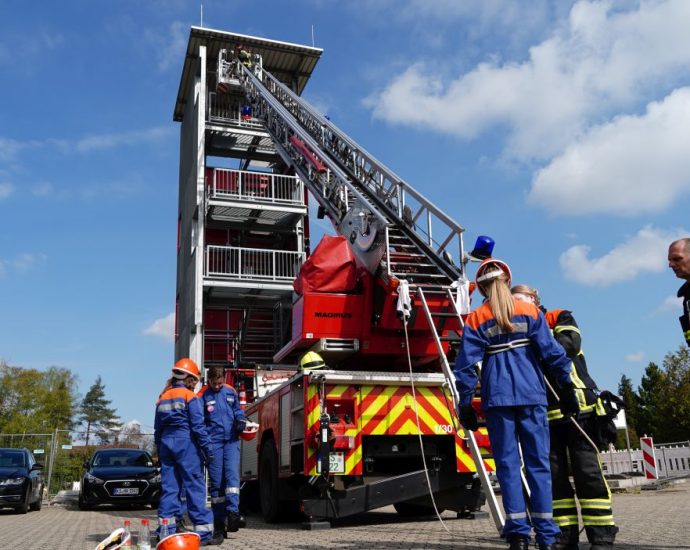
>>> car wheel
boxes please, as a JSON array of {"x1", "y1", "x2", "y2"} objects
[
  {"x1": 29, "y1": 485, "x2": 43, "y2": 511},
  {"x1": 78, "y1": 493, "x2": 92, "y2": 511},
  {"x1": 15, "y1": 487, "x2": 30, "y2": 514},
  {"x1": 259, "y1": 439, "x2": 280, "y2": 523}
]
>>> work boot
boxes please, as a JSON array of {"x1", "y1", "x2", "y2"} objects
[
  {"x1": 201, "y1": 531, "x2": 224, "y2": 546},
  {"x1": 238, "y1": 514, "x2": 247, "y2": 528},
  {"x1": 213, "y1": 517, "x2": 225, "y2": 539},
  {"x1": 226, "y1": 511, "x2": 241, "y2": 533},
  {"x1": 507, "y1": 535, "x2": 529, "y2": 550}
]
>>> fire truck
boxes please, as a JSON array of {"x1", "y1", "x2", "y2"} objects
[{"x1": 173, "y1": 28, "x2": 499, "y2": 528}]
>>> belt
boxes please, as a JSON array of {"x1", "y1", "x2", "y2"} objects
[{"x1": 485, "y1": 338, "x2": 531, "y2": 355}]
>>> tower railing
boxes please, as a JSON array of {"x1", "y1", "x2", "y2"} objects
[
  {"x1": 206, "y1": 167, "x2": 303, "y2": 206},
  {"x1": 205, "y1": 245, "x2": 305, "y2": 282}
]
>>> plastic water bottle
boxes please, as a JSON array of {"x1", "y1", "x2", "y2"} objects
[
  {"x1": 139, "y1": 519, "x2": 151, "y2": 550},
  {"x1": 122, "y1": 520, "x2": 133, "y2": 548},
  {"x1": 160, "y1": 518, "x2": 170, "y2": 539}
]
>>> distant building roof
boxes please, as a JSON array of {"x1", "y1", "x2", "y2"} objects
[{"x1": 174, "y1": 26, "x2": 323, "y2": 122}]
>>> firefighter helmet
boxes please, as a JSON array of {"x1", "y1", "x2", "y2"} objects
[
  {"x1": 172, "y1": 358, "x2": 200, "y2": 381},
  {"x1": 239, "y1": 421, "x2": 259, "y2": 441},
  {"x1": 475, "y1": 258, "x2": 512, "y2": 297},
  {"x1": 156, "y1": 532, "x2": 201, "y2": 550},
  {"x1": 299, "y1": 351, "x2": 325, "y2": 371}
]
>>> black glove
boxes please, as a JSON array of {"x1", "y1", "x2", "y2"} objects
[
  {"x1": 598, "y1": 390, "x2": 625, "y2": 413},
  {"x1": 458, "y1": 404, "x2": 479, "y2": 432},
  {"x1": 234, "y1": 417, "x2": 247, "y2": 433},
  {"x1": 558, "y1": 386, "x2": 580, "y2": 419}
]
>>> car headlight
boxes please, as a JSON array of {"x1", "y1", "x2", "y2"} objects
[
  {"x1": 85, "y1": 473, "x2": 105, "y2": 485},
  {"x1": 0, "y1": 477, "x2": 25, "y2": 486},
  {"x1": 150, "y1": 473, "x2": 161, "y2": 484}
]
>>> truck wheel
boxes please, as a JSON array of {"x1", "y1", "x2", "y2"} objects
[
  {"x1": 259, "y1": 439, "x2": 280, "y2": 522},
  {"x1": 29, "y1": 485, "x2": 43, "y2": 511},
  {"x1": 393, "y1": 502, "x2": 443, "y2": 517}
]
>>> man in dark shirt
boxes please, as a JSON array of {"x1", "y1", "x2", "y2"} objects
[{"x1": 668, "y1": 238, "x2": 690, "y2": 347}]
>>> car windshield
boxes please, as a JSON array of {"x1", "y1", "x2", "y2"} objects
[
  {"x1": 0, "y1": 450, "x2": 26, "y2": 468},
  {"x1": 92, "y1": 450, "x2": 151, "y2": 468}
]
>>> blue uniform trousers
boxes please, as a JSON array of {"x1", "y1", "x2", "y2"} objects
[
  {"x1": 486, "y1": 405, "x2": 560, "y2": 546},
  {"x1": 158, "y1": 435, "x2": 214, "y2": 542},
  {"x1": 208, "y1": 440, "x2": 241, "y2": 519}
]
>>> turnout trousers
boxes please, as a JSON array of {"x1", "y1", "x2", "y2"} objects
[
  {"x1": 486, "y1": 405, "x2": 560, "y2": 546},
  {"x1": 158, "y1": 435, "x2": 214, "y2": 542},
  {"x1": 208, "y1": 440, "x2": 241, "y2": 520},
  {"x1": 550, "y1": 417, "x2": 617, "y2": 546}
]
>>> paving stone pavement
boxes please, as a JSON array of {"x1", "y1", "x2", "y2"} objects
[{"x1": 1, "y1": 480, "x2": 689, "y2": 550}]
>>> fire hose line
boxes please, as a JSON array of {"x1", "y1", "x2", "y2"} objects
[{"x1": 401, "y1": 315, "x2": 454, "y2": 535}]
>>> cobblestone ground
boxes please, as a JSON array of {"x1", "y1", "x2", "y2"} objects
[{"x1": 1, "y1": 481, "x2": 688, "y2": 550}]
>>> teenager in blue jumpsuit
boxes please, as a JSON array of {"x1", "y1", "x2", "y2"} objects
[
  {"x1": 154, "y1": 359, "x2": 222, "y2": 546},
  {"x1": 198, "y1": 366, "x2": 247, "y2": 537},
  {"x1": 454, "y1": 259, "x2": 579, "y2": 550}
]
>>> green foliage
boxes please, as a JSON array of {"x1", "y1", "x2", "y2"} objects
[
  {"x1": 0, "y1": 361, "x2": 78, "y2": 434},
  {"x1": 79, "y1": 376, "x2": 121, "y2": 446}
]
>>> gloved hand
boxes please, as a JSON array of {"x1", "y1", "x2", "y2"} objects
[
  {"x1": 458, "y1": 404, "x2": 479, "y2": 432},
  {"x1": 558, "y1": 386, "x2": 580, "y2": 419},
  {"x1": 234, "y1": 417, "x2": 247, "y2": 433}
]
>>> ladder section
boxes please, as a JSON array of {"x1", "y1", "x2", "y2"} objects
[
  {"x1": 236, "y1": 64, "x2": 462, "y2": 287},
  {"x1": 416, "y1": 286, "x2": 504, "y2": 534},
  {"x1": 238, "y1": 308, "x2": 275, "y2": 365}
]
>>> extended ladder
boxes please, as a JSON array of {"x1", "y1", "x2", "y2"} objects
[{"x1": 417, "y1": 285, "x2": 505, "y2": 534}]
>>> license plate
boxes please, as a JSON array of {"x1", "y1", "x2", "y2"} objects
[
  {"x1": 317, "y1": 452, "x2": 345, "y2": 474},
  {"x1": 113, "y1": 487, "x2": 139, "y2": 496}
]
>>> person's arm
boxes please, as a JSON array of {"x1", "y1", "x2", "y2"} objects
[
  {"x1": 552, "y1": 310, "x2": 582, "y2": 358},
  {"x1": 187, "y1": 394, "x2": 212, "y2": 455},
  {"x1": 153, "y1": 404, "x2": 161, "y2": 450},
  {"x1": 530, "y1": 312, "x2": 572, "y2": 388},
  {"x1": 230, "y1": 387, "x2": 247, "y2": 433},
  {"x1": 453, "y1": 323, "x2": 485, "y2": 406}
]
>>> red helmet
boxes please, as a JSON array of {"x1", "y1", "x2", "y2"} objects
[
  {"x1": 239, "y1": 421, "x2": 259, "y2": 441},
  {"x1": 475, "y1": 258, "x2": 512, "y2": 297},
  {"x1": 172, "y1": 358, "x2": 200, "y2": 381},
  {"x1": 156, "y1": 532, "x2": 201, "y2": 550}
]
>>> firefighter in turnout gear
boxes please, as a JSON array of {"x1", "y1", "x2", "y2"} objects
[
  {"x1": 154, "y1": 359, "x2": 223, "y2": 546},
  {"x1": 512, "y1": 285, "x2": 618, "y2": 550},
  {"x1": 454, "y1": 259, "x2": 578, "y2": 550},
  {"x1": 198, "y1": 366, "x2": 247, "y2": 538}
]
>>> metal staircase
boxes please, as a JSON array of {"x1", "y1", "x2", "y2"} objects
[{"x1": 238, "y1": 308, "x2": 275, "y2": 365}]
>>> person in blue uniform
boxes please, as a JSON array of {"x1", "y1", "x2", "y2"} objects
[
  {"x1": 454, "y1": 259, "x2": 579, "y2": 550},
  {"x1": 154, "y1": 358, "x2": 222, "y2": 546},
  {"x1": 198, "y1": 366, "x2": 247, "y2": 537}
]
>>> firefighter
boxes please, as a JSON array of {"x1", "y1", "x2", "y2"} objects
[
  {"x1": 454, "y1": 259, "x2": 579, "y2": 550},
  {"x1": 512, "y1": 285, "x2": 618, "y2": 550},
  {"x1": 236, "y1": 44, "x2": 252, "y2": 68},
  {"x1": 299, "y1": 351, "x2": 326, "y2": 370},
  {"x1": 668, "y1": 238, "x2": 690, "y2": 347},
  {"x1": 198, "y1": 366, "x2": 247, "y2": 538},
  {"x1": 154, "y1": 359, "x2": 222, "y2": 546}
]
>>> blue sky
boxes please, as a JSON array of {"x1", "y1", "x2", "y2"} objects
[{"x1": 1, "y1": 0, "x2": 689, "y2": 431}]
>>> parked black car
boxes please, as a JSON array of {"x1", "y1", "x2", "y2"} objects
[
  {"x1": 78, "y1": 448, "x2": 161, "y2": 510},
  {"x1": 0, "y1": 448, "x2": 44, "y2": 514}
]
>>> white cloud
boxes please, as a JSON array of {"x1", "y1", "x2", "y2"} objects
[
  {"x1": 655, "y1": 294, "x2": 683, "y2": 314},
  {"x1": 144, "y1": 313, "x2": 175, "y2": 342},
  {"x1": 367, "y1": 1, "x2": 690, "y2": 160},
  {"x1": 70, "y1": 126, "x2": 173, "y2": 153},
  {"x1": 145, "y1": 21, "x2": 188, "y2": 73},
  {"x1": 530, "y1": 88, "x2": 690, "y2": 215},
  {"x1": 625, "y1": 351, "x2": 645, "y2": 362},
  {"x1": 0, "y1": 183, "x2": 14, "y2": 200},
  {"x1": 559, "y1": 225, "x2": 687, "y2": 286},
  {"x1": 0, "y1": 253, "x2": 47, "y2": 276}
]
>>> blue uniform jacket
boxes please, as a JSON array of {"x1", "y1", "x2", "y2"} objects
[
  {"x1": 197, "y1": 384, "x2": 247, "y2": 444},
  {"x1": 454, "y1": 298, "x2": 572, "y2": 409},
  {"x1": 154, "y1": 381, "x2": 212, "y2": 454}
]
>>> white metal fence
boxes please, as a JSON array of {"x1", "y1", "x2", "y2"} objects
[
  {"x1": 208, "y1": 92, "x2": 264, "y2": 129},
  {"x1": 207, "y1": 167, "x2": 303, "y2": 206},
  {"x1": 601, "y1": 441, "x2": 690, "y2": 477},
  {"x1": 205, "y1": 245, "x2": 304, "y2": 281}
]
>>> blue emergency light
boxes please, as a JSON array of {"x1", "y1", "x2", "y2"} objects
[{"x1": 469, "y1": 235, "x2": 495, "y2": 260}]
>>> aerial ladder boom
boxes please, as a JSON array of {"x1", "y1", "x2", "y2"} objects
[{"x1": 236, "y1": 63, "x2": 465, "y2": 287}]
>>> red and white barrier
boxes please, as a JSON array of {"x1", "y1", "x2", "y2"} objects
[{"x1": 640, "y1": 436, "x2": 658, "y2": 479}]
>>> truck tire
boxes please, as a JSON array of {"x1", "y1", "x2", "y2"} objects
[
  {"x1": 259, "y1": 439, "x2": 280, "y2": 522},
  {"x1": 393, "y1": 501, "x2": 443, "y2": 517}
]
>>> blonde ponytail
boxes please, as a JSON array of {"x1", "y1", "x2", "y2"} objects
[{"x1": 484, "y1": 274, "x2": 514, "y2": 332}]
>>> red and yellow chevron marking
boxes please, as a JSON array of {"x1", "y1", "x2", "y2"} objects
[{"x1": 303, "y1": 383, "x2": 494, "y2": 475}]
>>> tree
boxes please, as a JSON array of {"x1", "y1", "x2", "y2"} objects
[
  {"x1": 636, "y1": 362, "x2": 669, "y2": 439},
  {"x1": 617, "y1": 374, "x2": 639, "y2": 448},
  {"x1": 79, "y1": 376, "x2": 121, "y2": 446}
]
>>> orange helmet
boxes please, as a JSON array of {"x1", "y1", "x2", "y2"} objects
[
  {"x1": 475, "y1": 258, "x2": 512, "y2": 297},
  {"x1": 172, "y1": 358, "x2": 200, "y2": 381},
  {"x1": 156, "y1": 532, "x2": 201, "y2": 550}
]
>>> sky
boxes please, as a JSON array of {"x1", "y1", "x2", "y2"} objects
[{"x1": 1, "y1": 0, "x2": 689, "y2": 432}]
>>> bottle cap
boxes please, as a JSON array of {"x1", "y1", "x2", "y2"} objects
[
  {"x1": 124, "y1": 520, "x2": 131, "y2": 525},
  {"x1": 142, "y1": 519, "x2": 149, "y2": 525}
]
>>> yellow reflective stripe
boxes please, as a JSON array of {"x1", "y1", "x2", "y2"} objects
[
  {"x1": 554, "y1": 516, "x2": 579, "y2": 526},
  {"x1": 548, "y1": 408, "x2": 564, "y2": 421},
  {"x1": 582, "y1": 515, "x2": 615, "y2": 526},
  {"x1": 595, "y1": 397, "x2": 607, "y2": 416},
  {"x1": 579, "y1": 498, "x2": 611, "y2": 505},
  {"x1": 553, "y1": 325, "x2": 580, "y2": 335},
  {"x1": 553, "y1": 499, "x2": 576, "y2": 509}
]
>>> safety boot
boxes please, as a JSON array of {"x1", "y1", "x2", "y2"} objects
[
  {"x1": 507, "y1": 535, "x2": 529, "y2": 550},
  {"x1": 202, "y1": 531, "x2": 224, "y2": 546},
  {"x1": 226, "y1": 511, "x2": 241, "y2": 533},
  {"x1": 213, "y1": 517, "x2": 225, "y2": 539},
  {"x1": 238, "y1": 514, "x2": 247, "y2": 528}
]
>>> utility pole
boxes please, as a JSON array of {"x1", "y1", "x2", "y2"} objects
[{"x1": 46, "y1": 428, "x2": 58, "y2": 498}]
